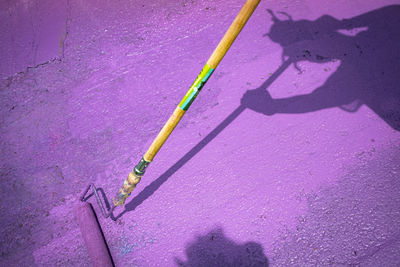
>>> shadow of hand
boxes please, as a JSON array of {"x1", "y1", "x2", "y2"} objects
[{"x1": 241, "y1": 88, "x2": 276, "y2": 115}]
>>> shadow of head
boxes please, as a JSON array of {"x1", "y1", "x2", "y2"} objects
[
  {"x1": 175, "y1": 227, "x2": 269, "y2": 266},
  {"x1": 242, "y1": 5, "x2": 400, "y2": 131}
]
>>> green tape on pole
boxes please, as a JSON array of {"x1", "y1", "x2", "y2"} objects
[{"x1": 179, "y1": 64, "x2": 215, "y2": 111}]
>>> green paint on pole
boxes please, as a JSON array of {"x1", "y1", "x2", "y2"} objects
[{"x1": 179, "y1": 64, "x2": 215, "y2": 111}]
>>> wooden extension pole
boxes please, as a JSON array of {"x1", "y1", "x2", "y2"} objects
[{"x1": 113, "y1": 0, "x2": 260, "y2": 206}]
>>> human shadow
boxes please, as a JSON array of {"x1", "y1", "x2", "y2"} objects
[
  {"x1": 175, "y1": 227, "x2": 269, "y2": 266},
  {"x1": 241, "y1": 5, "x2": 400, "y2": 130}
]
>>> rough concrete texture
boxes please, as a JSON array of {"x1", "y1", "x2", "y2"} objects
[{"x1": 1, "y1": 0, "x2": 400, "y2": 266}]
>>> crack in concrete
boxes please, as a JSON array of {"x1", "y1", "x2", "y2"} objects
[
  {"x1": 59, "y1": 0, "x2": 72, "y2": 60},
  {"x1": 355, "y1": 235, "x2": 400, "y2": 265},
  {"x1": 1, "y1": 58, "x2": 58, "y2": 88},
  {"x1": 2, "y1": 0, "x2": 71, "y2": 84}
]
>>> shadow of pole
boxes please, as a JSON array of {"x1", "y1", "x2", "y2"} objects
[{"x1": 114, "y1": 60, "x2": 292, "y2": 220}]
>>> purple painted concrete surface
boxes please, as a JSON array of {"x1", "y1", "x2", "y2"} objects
[{"x1": 1, "y1": 0, "x2": 400, "y2": 266}]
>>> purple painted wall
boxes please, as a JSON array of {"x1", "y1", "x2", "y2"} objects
[{"x1": 1, "y1": 0, "x2": 399, "y2": 266}]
